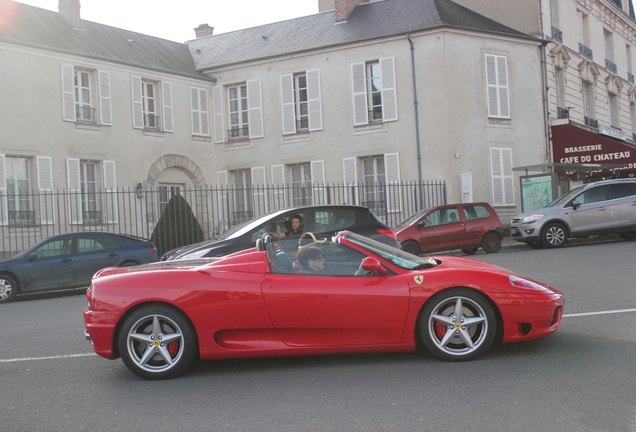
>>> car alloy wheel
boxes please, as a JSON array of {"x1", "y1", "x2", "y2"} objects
[
  {"x1": 542, "y1": 223, "x2": 567, "y2": 248},
  {"x1": 619, "y1": 232, "x2": 636, "y2": 240},
  {"x1": 118, "y1": 305, "x2": 196, "y2": 380},
  {"x1": 0, "y1": 275, "x2": 18, "y2": 304},
  {"x1": 419, "y1": 288, "x2": 496, "y2": 361},
  {"x1": 401, "y1": 240, "x2": 421, "y2": 256}
]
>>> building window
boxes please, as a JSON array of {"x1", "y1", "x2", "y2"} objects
[
  {"x1": 67, "y1": 158, "x2": 116, "y2": 225},
  {"x1": 578, "y1": 12, "x2": 590, "y2": 47},
  {"x1": 489, "y1": 148, "x2": 514, "y2": 206},
  {"x1": 5, "y1": 157, "x2": 32, "y2": 225},
  {"x1": 555, "y1": 68, "x2": 566, "y2": 109},
  {"x1": 351, "y1": 58, "x2": 397, "y2": 126},
  {"x1": 190, "y1": 86, "x2": 210, "y2": 136},
  {"x1": 294, "y1": 74, "x2": 309, "y2": 131},
  {"x1": 485, "y1": 54, "x2": 510, "y2": 118},
  {"x1": 582, "y1": 81, "x2": 595, "y2": 119},
  {"x1": 290, "y1": 164, "x2": 312, "y2": 206},
  {"x1": 74, "y1": 70, "x2": 94, "y2": 123},
  {"x1": 550, "y1": 0, "x2": 560, "y2": 28},
  {"x1": 280, "y1": 71, "x2": 323, "y2": 135},
  {"x1": 609, "y1": 93, "x2": 619, "y2": 128},
  {"x1": 228, "y1": 84, "x2": 249, "y2": 139},
  {"x1": 231, "y1": 170, "x2": 253, "y2": 222},
  {"x1": 362, "y1": 156, "x2": 386, "y2": 214},
  {"x1": 142, "y1": 81, "x2": 159, "y2": 130},
  {"x1": 158, "y1": 184, "x2": 182, "y2": 215},
  {"x1": 605, "y1": 30, "x2": 614, "y2": 62},
  {"x1": 80, "y1": 161, "x2": 100, "y2": 224}
]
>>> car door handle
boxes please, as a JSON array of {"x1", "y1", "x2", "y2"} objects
[
  {"x1": 598, "y1": 207, "x2": 607, "y2": 211},
  {"x1": 62, "y1": 258, "x2": 72, "y2": 263},
  {"x1": 109, "y1": 252, "x2": 119, "y2": 257}
]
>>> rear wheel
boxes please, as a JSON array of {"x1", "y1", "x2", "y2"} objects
[
  {"x1": 542, "y1": 223, "x2": 567, "y2": 248},
  {"x1": 118, "y1": 305, "x2": 197, "y2": 380},
  {"x1": 461, "y1": 247, "x2": 479, "y2": 255},
  {"x1": 0, "y1": 275, "x2": 18, "y2": 304},
  {"x1": 619, "y1": 232, "x2": 636, "y2": 240},
  {"x1": 401, "y1": 240, "x2": 421, "y2": 256},
  {"x1": 419, "y1": 288, "x2": 496, "y2": 361},
  {"x1": 481, "y1": 233, "x2": 501, "y2": 253}
]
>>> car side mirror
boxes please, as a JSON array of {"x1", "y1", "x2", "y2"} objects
[
  {"x1": 27, "y1": 252, "x2": 38, "y2": 261},
  {"x1": 416, "y1": 221, "x2": 426, "y2": 228},
  {"x1": 572, "y1": 200, "x2": 581, "y2": 210},
  {"x1": 360, "y1": 257, "x2": 388, "y2": 275}
]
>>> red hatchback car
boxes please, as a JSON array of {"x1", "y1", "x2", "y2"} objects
[{"x1": 394, "y1": 203, "x2": 504, "y2": 256}]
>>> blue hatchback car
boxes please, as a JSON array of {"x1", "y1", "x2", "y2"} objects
[{"x1": 0, "y1": 232, "x2": 158, "y2": 303}]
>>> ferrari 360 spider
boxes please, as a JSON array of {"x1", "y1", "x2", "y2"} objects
[{"x1": 83, "y1": 231, "x2": 564, "y2": 380}]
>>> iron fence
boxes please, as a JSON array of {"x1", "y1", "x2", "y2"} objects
[{"x1": 0, "y1": 180, "x2": 445, "y2": 257}]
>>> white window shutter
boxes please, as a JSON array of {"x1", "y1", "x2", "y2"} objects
[
  {"x1": 247, "y1": 79, "x2": 264, "y2": 139},
  {"x1": 270, "y1": 164, "x2": 286, "y2": 210},
  {"x1": 212, "y1": 86, "x2": 225, "y2": 143},
  {"x1": 162, "y1": 82, "x2": 173, "y2": 132},
  {"x1": 280, "y1": 74, "x2": 296, "y2": 135},
  {"x1": 342, "y1": 157, "x2": 358, "y2": 205},
  {"x1": 311, "y1": 160, "x2": 326, "y2": 204},
  {"x1": 191, "y1": 87, "x2": 201, "y2": 135},
  {"x1": 131, "y1": 76, "x2": 143, "y2": 129},
  {"x1": 98, "y1": 71, "x2": 112, "y2": 126},
  {"x1": 61, "y1": 64, "x2": 76, "y2": 122},
  {"x1": 251, "y1": 166, "x2": 268, "y2": 215},
  {"x1": 102, "y1": 160, "x2": 118, "y2": 223},
  {"x1": 490, "y1": 148, "x2": 514, "y2": 206},
  {"x1": 37, "y1": 156, "x2": 55, "y2": 225},
  {"x1": 351, "y1": 62, "x2": 368, "y2": 125},
  {"x1": 199, "y1": 88, "x2": 210, "y2": 136},
  {"x1": 216, "y1": 171, "x2": 229, "y2": 226},
  {"x1": 66, "y1": 158, "x2": 82, "y2": 224},
  {"x1": 306, "y1": 69, "x2": 323, "y2": 131},
  {"x1": 384, "y1": 153, "x2": 402, "y2": 213},
  {"x1": 0, "y1": 154, "x2": 7, "y2": 226},
  {"x1": 380, "y1": 58, "x2": 398, "y2": 122},
  {"x1": 485, "y1": 55, "x2": 510, "y2": 118},
  {"x1": 461, "y1": 172, "x2": 473, "y2": 203}
]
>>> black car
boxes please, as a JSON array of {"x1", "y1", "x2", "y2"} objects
[
  {"x1": 0, "y1": 232, "x2": 158, "y2": 304},
  {"x1": 162, "y1": 205, "x2": 399, "y2": 260}
]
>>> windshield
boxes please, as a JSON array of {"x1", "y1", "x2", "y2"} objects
[
  {"x1": 396, "y1": 208, "x2": 429, "y2": 227},
  {"x1": 545, "y1": 184, "x2": 585, "y2": 207},
  {"x1": 343, "y1": 231, "x2": 438, "y2": 270},
  {"x1": 218, "y1": 208, "x2": 293, "y2": 240}
]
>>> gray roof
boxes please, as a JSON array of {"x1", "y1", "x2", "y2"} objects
[
  {"x1": 187, "y1": 0, "x2": 537, "y2": 71},
  {"x1": 0, "y1": 1, "x2": 210, "y2": 80}
]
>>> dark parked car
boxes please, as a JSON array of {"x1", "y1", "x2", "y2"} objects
[
  {"x1": 393, "y1": 202, "x2": 504, "y2": 256},
  {"x1": 162, "y1": 205, "x2": 399, "y2": 260},
  {"x1": 0, "y1": 232, "x2": 158, "y2": 303},
  {"x1": 510, "y1": 178, "x2": 636, "y2": 248}
]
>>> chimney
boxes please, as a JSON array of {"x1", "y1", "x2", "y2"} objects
[
  {"x1": 58, "y1": 0, "x2": 81, "y2": 28},
  {"x1": 335, "y1": 0, "x2": 369, "y2": 21},
  {"x1": 194, "y1": 24, "x2": 214, "y2": 38}
]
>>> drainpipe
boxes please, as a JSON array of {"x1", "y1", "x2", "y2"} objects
[
  {"x1": 540, "y1": 42, "x2": 551, "y2": 168},
  {"x1": 407, "y1": 33, "x2": 424, "y2": 203}
]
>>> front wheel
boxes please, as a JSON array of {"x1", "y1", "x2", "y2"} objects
[
  {"x1": 481, "y1": 233, "x2": 501, "y2": 253},
  {"x1": 619, "y1": 232, "x2": 636, "y2": 240},
  {"x1": 0, "y1": 274, "x2": 19, "y2": 304},
  {"x1": 419, "y1": 288, "x2": 496, "y2": 361},
  {"x1": 118, "y1": 305, "x2": 197, "y2": 380},
  {"x1": 542, "y1": 223, "x2": 567, "y2": 248},
  {"x1": 461, "y1": 247, "x2": 479, "y2": 255},
  {"x1": 401, "y1": 240, "x2": 421, "y2": 256}
]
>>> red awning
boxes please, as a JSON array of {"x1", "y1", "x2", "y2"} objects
[{"x1": 551, "y1": 123, "x2": 636, "y2": 175}]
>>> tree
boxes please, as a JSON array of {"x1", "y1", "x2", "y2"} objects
[{"x1": 151, "y1": 195, "x2": 204, "y2": 256}]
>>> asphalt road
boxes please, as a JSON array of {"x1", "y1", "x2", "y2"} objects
[{"x1": 1, "y1": 240, "x2": 635, "y2": 432}]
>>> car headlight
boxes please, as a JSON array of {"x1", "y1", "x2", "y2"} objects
[
  {"x1": 521, "y1": 214, "x2": 543, "y2": 223},
  {"x1": 509, "y1": 275, "x2": 551, "y2": 292},
  {"x1": 180, "y1": 248, "x2": 212, "y2": 260}
]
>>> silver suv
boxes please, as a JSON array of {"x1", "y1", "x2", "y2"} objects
[{"x1": 510, "y1": 178, "x2": 636, "y2": 248}]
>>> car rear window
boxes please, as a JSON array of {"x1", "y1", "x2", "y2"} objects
[
  {"x1": 315, "y1": 209, "x2": 356, "y2": 231},
  {"x1": 463, "y1": 205, "x2": 491, "y2": 220}
]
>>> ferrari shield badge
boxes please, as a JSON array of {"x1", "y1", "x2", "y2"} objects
[{"x1": 414, "y1": 275, "x2": 424, "y2": 285}]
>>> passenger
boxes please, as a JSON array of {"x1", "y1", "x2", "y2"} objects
[
  {"x1": 271, "y1": 220, "x2": 293, "y2": 239},
  {"x1": 296, "y1": 245, "x2": 324, "y2": 274},
  {"x1": 288, "y1": 214, "x2": 304, "y2": 237}
]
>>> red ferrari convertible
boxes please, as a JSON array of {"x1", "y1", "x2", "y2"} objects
[{"x1": 83, "y1": 231, "x2": 563, "y2": 380}]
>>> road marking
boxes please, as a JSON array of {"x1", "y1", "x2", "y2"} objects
[
  {"x1": 0, "y1": 353, "x2": 96, "y2": 363},
  {"x1": 563, "y1": 308, "x2": 636, "y2": 318},
  {"x1": 2, "y1": 308, "x2": 636, "y2": 364}
]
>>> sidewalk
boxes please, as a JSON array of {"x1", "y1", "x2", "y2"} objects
[{"x1": 444, "y1": 233, "x2": 623, "y2": 256}]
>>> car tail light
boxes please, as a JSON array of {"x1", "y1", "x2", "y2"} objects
[
  {"x1": 376, "y1": 227, "x2": 397, "y2": 240},
  {"x1": 150, "y1": 246, "x2": 157, "y2": 254},
  {"x1": 86, "y1": 286, "x2": 93, "y2": 310}
]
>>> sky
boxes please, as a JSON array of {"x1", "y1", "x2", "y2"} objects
[{"x1": 14, "y1": 0, "x2": 320, "y2": 42}]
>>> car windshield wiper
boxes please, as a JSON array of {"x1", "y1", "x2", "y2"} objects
[{"x1": 411, "y1": 259, "x2": 438, "y2": 270}]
